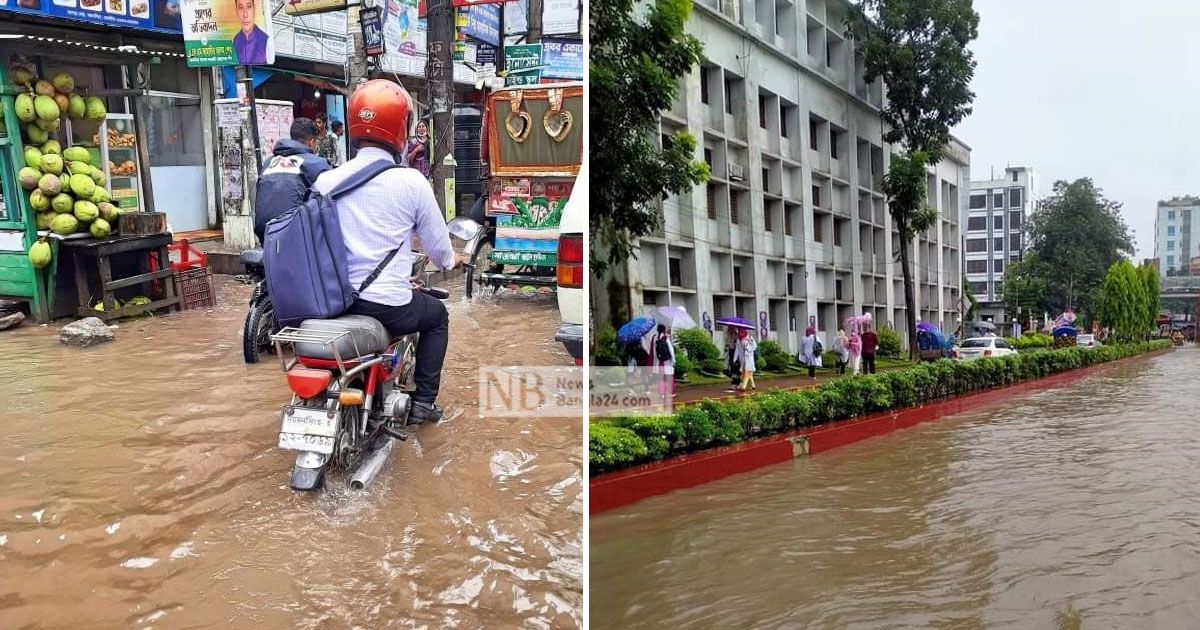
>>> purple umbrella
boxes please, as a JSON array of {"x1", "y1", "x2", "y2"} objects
[{"x1": 715, "y1": 316, "x2": 755, "y2": 330}]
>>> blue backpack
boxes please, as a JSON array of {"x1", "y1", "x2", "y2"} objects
[{"x1": 262, "y1": 160, "x2": 403, "y2": 328}]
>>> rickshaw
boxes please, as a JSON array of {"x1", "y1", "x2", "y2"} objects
[
  {"x1": 916, "y1": 323, "x2": 953, "y2": 361},
  {"x1": 464, "y1": 82, "x2": 583, "y2": 298}
]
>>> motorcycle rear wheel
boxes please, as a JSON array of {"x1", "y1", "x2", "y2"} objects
[{"x1": 243, "y1": 296, "x2": 276, "y2": 364}]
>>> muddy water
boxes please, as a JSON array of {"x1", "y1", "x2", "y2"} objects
[
  {"x1": 0, "y1": 276, "x2": 581, "y2": 629},
  {"x1": 591, "y1": 348, "x2": 1200, "y2": 629}
]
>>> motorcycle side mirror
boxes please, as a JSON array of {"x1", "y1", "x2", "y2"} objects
[{"x1": 447, "y1": 216, "x2": 483, "y2": 241}]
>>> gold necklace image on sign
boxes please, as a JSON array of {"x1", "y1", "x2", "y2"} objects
[
  {"x1": 505, "y1": 90, "x2": 532, "y2": 143},
  {"x1": 543, "y1": 88, "x2": 572, "y2": 142}
]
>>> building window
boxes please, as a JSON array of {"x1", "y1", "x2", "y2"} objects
[
  {"x1": 969, "y1": 194, "x2": 986, "y2": 209},
  {"x1": 1168, "y1": 226, "x2": 1176, "y2": 236},
  {"x1": 970, "y1": 281, "x2": 988, "y2": 295},
  {"x1": 780, "y1": 105, "x2": 790, "y2": 137},
  {"x1": 1011, "y1": 253, "x2": 1020, "y2": 262},
  {"x1": 833, "y1": 221, "x2": 843, "y2": 246},
  {"x1": 967, "y1": 216, "x2": 987, "y2": 231},
  {"x1": 700, "y1": 69, "x2": 710, "y2": 105},
  {"x1": 764, "y1": 204, "x2": 775, "y2": 232},
  {"x1": 643, "y1": 292, "x2": 658, "y2": 305},
  {"x1": 835, "y1": 279, "x2": 844, "y2": 300},
  {"x1": 992, "y1": 190, "x2": 1004, "y2": 209},
  {"x1": 707, "y1": 184, "x2": 718, "y2": 219},
  {"x1": 759, "y1": 93, "x2": 768, "y2": 128},
  {"x1": 967, "y1": 239, "x2": 986, "y2": 253},
  {"x1": 994, "y1": 259, "x2": 1004, "y2": 273},
  {"x1": 993, "y1": 237, "x2": 1004, "y2": 252},
  {"x1": 731, "y1": 192, "x2": 741, "y2": 224},
  {"x1": 724, "y1": 76, "x2": 736, "y2": 114},
  {"x1": 733, "y1": 266, "x2": 743, "y2": 292},
  {"x1": 993, "y1": 215, "x2": 1004, "y2": 230},
  {"x1": 762, "y1": 168, "x2": 771, "y2": 192},
  {"x1": 1169, "y1": 210, "x2": 1176, "y2": 219},
  {"x1": 1009, "y1": 188, "x2": 1023, "y2": 207},
  {"x1": 809, "y1": 118, "x2": 820, "y2": 151},
  {"x1": 787, "y1": 272, "x2": 794, "y2": 294},
  {"x1": 811, "y1": 185, "x2": 821, "y2": 208},
  {"x1": 704, "y1": 147, "x2": 713, "y2": 169},
  {"x1": 1012, "y1": 171, "x2": 1018, "y2": 183},
  {"x1": 784, "y1": 208, "x2": 793, "y2": 235},
  {"x1": 830, "y1": 129, "x2": 840, "y2": 159},
  {"x1": 1168, "y1": 256, "x2": 1176, "y2": 267},
  {"x1": 994, "y1": 281, "x2": 1004, "y2": 297},
  {"x1": 1010, "y1": 212, "x2": 1022, "y2": 229},
  {"x1": 967, "y1": 259, "x2": 988, "y2": 273},
  {"x1": 1010, "y1": 233, "x2": 1021, "y2": 250},
  {"x1": 669, "y1": 258, "x2": 682, "y2": 287},
  {"x1": 814, "y1": 218, "x2": 824, "y2": 243},
  {"x1": 1168, "y1": 240, "x2": 1175, "y2": 250}
]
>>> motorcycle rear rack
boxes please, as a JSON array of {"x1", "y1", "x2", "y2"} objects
[{"x1": 271, "y1": 327, "x2": 359, "y2": 374}]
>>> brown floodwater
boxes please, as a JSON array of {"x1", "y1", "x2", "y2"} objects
[
  {"x1": 0, "y1": 276, "x2": 581, "y2": 629},
  {"x1": 591, "y1": 348, "x2": 1200, "y2": 629}
]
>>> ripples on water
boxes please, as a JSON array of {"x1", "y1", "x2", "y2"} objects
[
  {"x1": 0, "y1": 277, "x2": 581, "y2": 628},
  {"x1": 591, "y1": 348, "x2": 1200, "y2": 629}
]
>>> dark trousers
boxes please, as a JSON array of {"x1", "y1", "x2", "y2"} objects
[
  {"x1": 348, "y1": 291, "x2": 449, "y2": 404},
  {"x1": 808, "y1": 365, "x2": 816, "y2": 378},
  {"x1": 863, "y1": 353, "x2": 876, "y2": 374},
  {"x1": 837, "y1": 361, "x2": 846, "y2": 375}
]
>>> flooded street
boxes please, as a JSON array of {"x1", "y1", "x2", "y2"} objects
[
  {"x1": 0, "y1": 276, "x2": 581, "y2": 629},
  {"x1": 591, "y1": 349, "x2": 1200, "y2": 629}
]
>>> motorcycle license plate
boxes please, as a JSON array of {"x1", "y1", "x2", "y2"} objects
[{"x1": 277, "y1": 406, "x2": 338, "y2": 454}]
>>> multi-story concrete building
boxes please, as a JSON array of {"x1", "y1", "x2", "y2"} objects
[
  {"x1": 1154, "y1": 198, "x2": 1200, "y2": 277},
  {"x1": 965, "y1": 166, "x2": 1036, "y2": 330},
  {"x1": 593, "y1": 0, "x2": 969, "y2": 352}
]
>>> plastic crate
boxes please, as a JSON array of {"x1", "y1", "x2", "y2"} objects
[
  {"x1": 167, "y1": 239, "x2": 208, "y2": 272},
  {"x1": 174, "y1": 267, "x2": 216, "y2": 310}
]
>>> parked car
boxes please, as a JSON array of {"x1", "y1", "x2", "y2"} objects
[
  {"x1": 951, "y1": 336, "x2": 1018, "y2": 361},
  {"x1": 1076, "y1": 334, "x2": 1102, "y2": 348},
  {"x1": 554, "y1": 165, "x2": 586, "y2": 365}
]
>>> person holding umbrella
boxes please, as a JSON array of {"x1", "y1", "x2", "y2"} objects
[
  {"x1": 736, "y1": 328, "x2": 757, "y2": 391},
  {"x1": 652, "y1": 324, "x2": 676, "y2": 403}
]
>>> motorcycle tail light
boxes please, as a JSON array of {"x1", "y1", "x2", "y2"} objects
[
  {"x1": 287, "y1": 367, "x2": 333, "y2": 399},
  {"x1": 557, "y1": 233, "x2": 583, "y2": 289}
]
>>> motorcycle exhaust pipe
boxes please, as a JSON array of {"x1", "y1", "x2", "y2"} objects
[{"x1": 349, "y1": 438, "x2": 395, "y2": 490}]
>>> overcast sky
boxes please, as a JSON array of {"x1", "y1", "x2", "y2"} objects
[{"x1": 954, "y1": 0, "x2": 1200, "y2": 260}]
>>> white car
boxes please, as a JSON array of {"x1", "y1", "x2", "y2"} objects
[
  {"x1": 554, "y1": 164, "x2": 586, "y2": 365},
  {"x1": 1076, "y1": 334, "x2": 1102, "y2": 348},
  {"x1": 951, "y1": 336, "x2": 1017, "y2": 361}
]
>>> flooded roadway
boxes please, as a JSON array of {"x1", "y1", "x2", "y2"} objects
[
  {"x1": 0, "y1": 276, "x2": 581, "y2": 628},
  {"x1": 591, "y1": 348, "x2": 1200, "y2": 629}
]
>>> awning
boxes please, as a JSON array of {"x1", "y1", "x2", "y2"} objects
[
  {"x1": 220, "y1": 66, "x2": 348, "y2": 96},
  {"x1": 220, "y1": 66, "x2": 276, "y2": 92},
  {"x1": 0, "y1": 34, "x2": 185, "y2": 60}
]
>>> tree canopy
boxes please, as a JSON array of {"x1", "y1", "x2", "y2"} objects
[
  {"x1": 1024, "y1": 178, "x2": 1135, "y2": 321},
  {"x1": 589, "y1": 0, "x2": 709, "y2": 275},
  {"x1": 1100, "y1": 260, "x2": 1159, "y2": 341}
]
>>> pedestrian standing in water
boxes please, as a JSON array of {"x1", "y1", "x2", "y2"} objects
[
  {"x1": 861, "y1": 323, "x2": 879, "y2": 374},
  {"x1": 800, "y1": 326, "x2": 823, "y2": 380},
  {"x1": 833, "y1": 329, "x2": 850, "y2": 375},
  {"x1": 737, "y1": 329, "x2": 757, "y2": 391},
  {"x1": 848, "y1": 330, "x2": 863, "y2": 375}
]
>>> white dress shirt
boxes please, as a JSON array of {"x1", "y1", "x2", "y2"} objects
[{"x1": 312, "y1": 146, "x2": 455, "y2": 307}]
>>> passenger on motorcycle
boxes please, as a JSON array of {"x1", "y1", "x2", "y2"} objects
[
  {"x1": 254, "y1": 117, "x2": 332, "y2": 244},
  {"x1": 310, "y1": 80, "x2": 459, "y2": 425}
]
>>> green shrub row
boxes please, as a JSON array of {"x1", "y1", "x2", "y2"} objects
[
  {"x1": 1006, "y1": 333, "x2": 1054, "y2": 350},
  {"x1": 589, "y1": 340, "x2": 1170, "y2": 474}
]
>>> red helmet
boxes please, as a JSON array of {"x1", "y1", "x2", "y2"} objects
[{"x1": 347, "y1": 79, "x2": 412, "y2": 154}]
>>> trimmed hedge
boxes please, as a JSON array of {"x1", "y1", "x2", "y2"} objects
[{"x1": 589, "y1": 340, "x2": 1170, "y2": 473}]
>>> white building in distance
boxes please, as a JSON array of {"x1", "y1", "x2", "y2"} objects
[{"x1": 966, "y1": 166, "x2": 1036, "y2": 330}]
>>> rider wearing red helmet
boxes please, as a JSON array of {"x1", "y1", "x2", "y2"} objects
[{"x1": 311, "y1": 80, "x2": 459, "y2": 424}]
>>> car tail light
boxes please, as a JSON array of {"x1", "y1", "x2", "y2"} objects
[
  {"x1": 287, "y1": 367, "x2": 333, "y2": 399},
  {"x1": 557, "y1": 233, "x2": 583, "y2": 289},
  {"x1": 951, "y1": 349, "x2": 958, "y2": 359},
  {"x1": 983, "y1": 349, "x2": 993, "y2": 357}
]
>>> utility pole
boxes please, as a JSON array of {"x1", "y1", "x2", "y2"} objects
[
  {"x1": 347, "y1": 3, "x2": 370, "y2": 90},
  {"x1": 527, "y1": 0, "x2": 543, "y2": 41},
  {"x1": 426, "y1": 0, "x2": 456, "y2": 214}
]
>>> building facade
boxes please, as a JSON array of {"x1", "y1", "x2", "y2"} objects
[
  {"x1": 966, "y1": 166, "x2": 1035, "y2": 330},
  {"x1": 595, "y1": 0, "x2": 969, "y2": 352},
  {"x1": 1154, "y1": 198, "x2": 1200, "y2": 277}
]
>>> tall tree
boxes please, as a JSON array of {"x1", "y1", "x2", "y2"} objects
[
  {"x1": 846, "y1": 0, "x2": 979, "y2": 359},
  {"x1": 1140, "y1": 264, "x2": 1161, "y2": 334},
  {"x1": 590, "y1": 0, "x2": 709, "y2": 297},
  {"x1": 1025, "y1": 178, "x2": 1135, "y2": 322}
]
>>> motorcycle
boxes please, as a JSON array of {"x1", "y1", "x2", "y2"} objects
[
  {"x1": 268, "y1": 217, "x2": 485, "y2": 491},
  {"x1": 240, "y1": 249, "x2": 275, "y2": 364}
]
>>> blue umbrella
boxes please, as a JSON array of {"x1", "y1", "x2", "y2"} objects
[
  {"x1": 617, "y1": 317, "x2": 656, "y2": 344},
  {"x1": 715, "y1": 316, "x2": 754, "y2": 330}
]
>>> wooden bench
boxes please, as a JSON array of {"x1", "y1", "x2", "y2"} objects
[{"x1": 61, "y1": 233, "x2": 181, "y2": 321}]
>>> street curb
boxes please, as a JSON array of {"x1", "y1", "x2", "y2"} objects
[{"x1": 589, "y1": 349, "x2": 1172, "y2": 515}]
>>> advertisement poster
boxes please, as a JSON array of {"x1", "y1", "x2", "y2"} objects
[
  {"x1": 274, "y1": 8, "x2": 348, "y2": 65},
  {"x1": 462, "y1": 3, "x2": 500, "y2": 46},
  {"x1": 504, "y1": 43, "x2": 542, "y2": 86},
  {"x1": 360, "y1": 5, "x2": 385, "y2": 56},
  {"x1": 541, "y1": 38, "x2": 582, "y2": 80},
  {"x1": 180, "y1": 0, "x2": 275, "y2": 67},
  {"x1": 382, "y1": 0, "x2": 475, "y2": 83},
  {"x1": 0, "y1": 0, "x2": 183, "y2": 34},
  {"x1": 541, "y1": 0, "x2": 578, "y2": 35},
  {"x1": 502, "y1": 0, "x2": 526, "y2": 35}
]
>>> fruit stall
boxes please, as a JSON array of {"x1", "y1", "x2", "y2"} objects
[{"x1": 0, "y1": 39, "x2": 178, "y2": 322}]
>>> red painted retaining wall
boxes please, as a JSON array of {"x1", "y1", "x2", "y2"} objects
[{"x1": 589, "y1": 350, "x2": 1168, "y2": 515}]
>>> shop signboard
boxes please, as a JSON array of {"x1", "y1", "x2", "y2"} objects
[
  {"x1": 541, "y1": 38, "x2": 582, "y2": 80},
  {"x1": 381, "y1": 0, "x2": 476, "y2": 83},
  {"x1": 360, "y1": 6, "x2": 385, "y2": 56},
  {"x1": 180, "y1": 0, "x2": 276, "y2": 67},
  {"x1": 283, "y1": 0, "x2": 347, "y2": 16},
  {"x1": 273, "y1": 8, "x2": 347, "y2": 64},
  {"x1": 462, "y1": 3, "x2": 500, "y2": 47},
  {"x1": 0, "y1": 0, "x2": 183, "y2": 34},
  {"x1": 502, "y1": 0, "x2": 526, "y2": 35},
  {"x1": 541, "y1": 0, "x2": 578, "y2": 35},
  {"x1": 503, "y1": 43, "x2": 541, "y2": 86}
]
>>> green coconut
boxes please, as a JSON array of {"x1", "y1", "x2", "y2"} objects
[
  {"x1": 90, "y1": 167, "x2": 105, "y2": 187},
  {"x1": 28, "y1": 239, "x2": 51, "y2": 269},
  {"x1": 97, "y1": 202, "x2": 119, "y2": 222},
  {"x1": 67, "y1": 161, "x2": 90, "y2": 177},
  {"x1": 49, "y1": 213, "x2": 78, "y2": 236},
  {"x1": 90, "y1": 187, "x2": 110, "y2": 204},
  {"x1": 33, "y1": 80, "x2": 55, "y2": 98},
  {"x1": 18, "y1": 167, "x2": 41, "y2": 191},
  {"x1": 73, "y1": 200, "x2": 99, "y2": 223},
  {"x1": 35, "y1": 117, "x2": 60, "y2": 133},
  {"x1": 14, "y1": 93, "x2": 35, "y2": 123},
  {"x1": 51, "y1": 193, "x2": 73, "y2": 214},
  {"x1": 40, "y1": 154, "x2": 63, "y2": 175},
  {"x1": 11, "y1": 67, "x2": 34, "y2": 87},
  {"x1": 51, "y1": 72, "x2": 74, "y2": 94},
  {"x1": 89, "y1": 217, "x2": 110, "y2": 239},
  {"x1": 23, "y1": 146, "x2": 42, "y2": 170},
  {"x1": 29, "y1": 189, "x2": 50, "y2": 212},
  {"x1": 69, "y1": 173, "x2": 96, "y2": 199},
  {"x1": 33, "y1": 95, "x2": 58, "y2": 121},
  {"x1": 35, "y1": 211, "x2": 55, "y2": 231},
  {"x1": 41, "y1": 140, "x2": 61, "y2": 156},
  {"x1": 38, "y1": 173, "x2": 62, "y2": 196},
  {"x1": 25, "y1": 123, "x2": 48, "y2": 145},
  {"x1": 62, "y1": 146, "x2": 90, "y2": 164},
  {"x1": 84, "y1": 96, "x2": 107, "y2": 121},
  {"x1": 67, "y1": 94, "x2": 85, "y2": 119}
]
